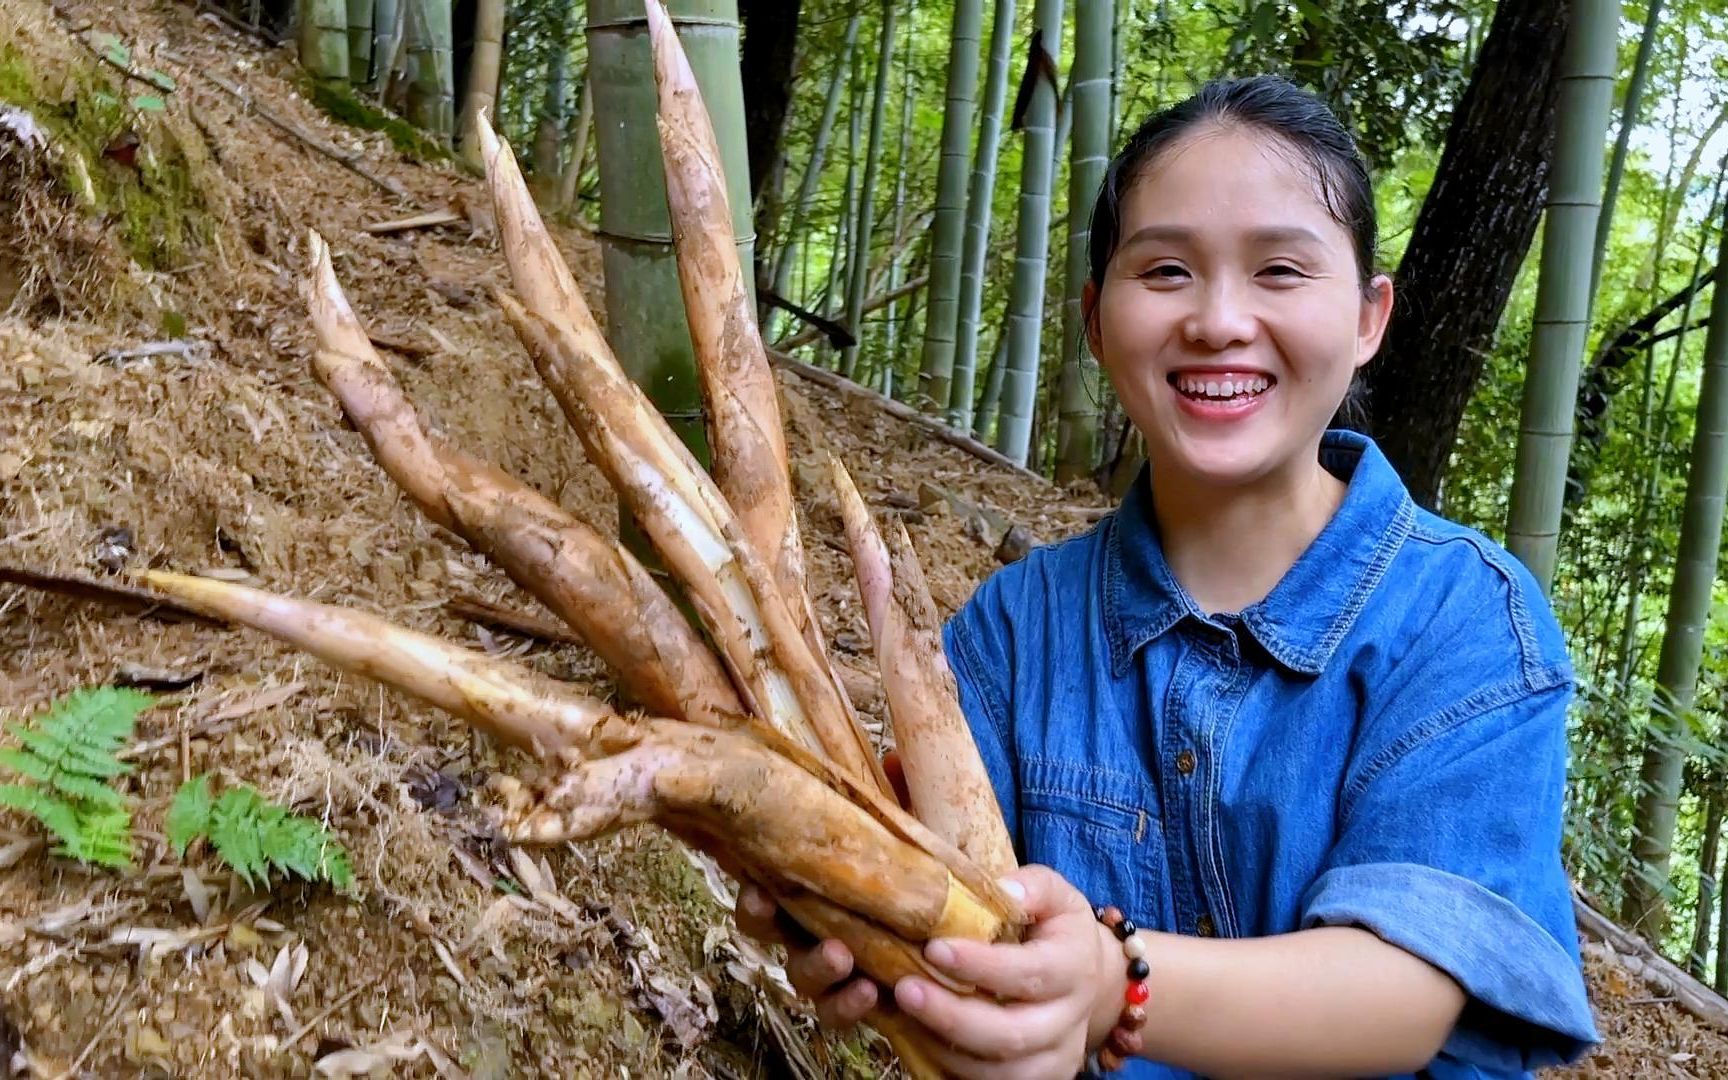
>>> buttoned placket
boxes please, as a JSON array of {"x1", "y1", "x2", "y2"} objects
[{"x1": 1156, "y1": 617, "x2": 1246, "y2": 940}]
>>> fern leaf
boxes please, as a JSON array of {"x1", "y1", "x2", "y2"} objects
[
  {"x1": 59, "y1": 804, "x2": 133, "y2": 869},
  {"x1": 0, "y1": 783, "x2": 80, "y2": 851},
  {"x1": 0, "y1": 746, "x2": 56, "y2": 786},
  {"x1": 210, "y1": 788, "x2": 268, "y2": 887},
  {"x1": 167, "y1": 775, "x2": 214, "y2": 856}
]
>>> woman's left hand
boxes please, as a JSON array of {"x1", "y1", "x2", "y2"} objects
[{"x1": 894, "y1": 865, "x2": 1124, "y2": 1079}]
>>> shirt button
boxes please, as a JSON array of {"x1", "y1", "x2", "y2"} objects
[
  {"x1": 1197, "y1": 913, "x2": 1215, "y2": 937},
  {"x1": 1175, "y1": 749, "x2": 1196, "y2": 775}
]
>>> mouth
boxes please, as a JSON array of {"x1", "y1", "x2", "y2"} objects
[{"x1": 1167, "y1": 371, "x2": 1275, "y2": 406}]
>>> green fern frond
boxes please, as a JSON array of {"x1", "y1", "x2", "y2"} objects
[
  {"x1": 166, "y1": 775, "x2": 213, "y2": 856},
  {"x1": 176, "y1": 777, "x2": 351, "y2": 890},
  {"x1": 0, "y1": 687, "x2": 146, "y2": 869},
  {"x1": 0, "y1": 783, "x2": 81, "y2": 851}
]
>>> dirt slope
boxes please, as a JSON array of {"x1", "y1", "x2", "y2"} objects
[{"x1": 0, "y1": 0, "x2": 1724, "y2": 1076}]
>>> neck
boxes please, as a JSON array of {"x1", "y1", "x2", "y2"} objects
[{"x1": 1148, "y1": 449, "x2": 1345, "y2": 616}]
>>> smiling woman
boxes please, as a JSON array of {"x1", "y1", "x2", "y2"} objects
[{"x1": 745, "y1": 75, "x2": 1599, "y2": 1080}]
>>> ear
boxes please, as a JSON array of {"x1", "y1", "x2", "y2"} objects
[
  {"x1": 1082, "y1": 279, "x2": 1103, "y2": 359},
  {"x1": 1355, "y1": 273, "x2": 1394, "y2": 370}
]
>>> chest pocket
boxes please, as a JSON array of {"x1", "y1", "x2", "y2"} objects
[{"x1": 1018, "y1": 758, "x2": 1162, "y2": 927}]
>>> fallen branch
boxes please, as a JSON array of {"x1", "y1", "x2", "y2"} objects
[
  {"x1": 445, "y1": 593, "x2": 586, "y2": 648},
  {"x1": 93, "y1": 339, "x2": 204, "y2": 366},
  {"x1": 363, "y1": 209, "x2": 464, "y2": 235},
  {"x1": 0, "y1": 567, "x2": 221, "y2": 625},
  {"x1": 176, "y1": 60, "x2": 410, "y2": 201},
  {"x1": 771, "y1": 275, "x2": 929, "y2": 352},
  {"x1": 1573, "y1": 896, "x2": 1728, "y2": 1031},
  {"x1": 765, "y1": 348, "x2": 1048, "y2": 485}
]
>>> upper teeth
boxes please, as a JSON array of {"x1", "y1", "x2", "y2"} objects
[{"x1": 1177, "y1": 374, "x2": 1270, "y2": 397}]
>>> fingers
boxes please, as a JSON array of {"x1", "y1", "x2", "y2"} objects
[
  {"x1": 922, "y1": 933, "x2": 1067, "y2": 1001},
  {"x1": 814, "y1": 974, "x2": 878, "y2": 1029},
  {"x1": 786, "y1": 936, "x2": 855, "y2": 999},
  {"x1": 733, "y1": 882, "x2": 785, "y2": 946},
  {"x1": 1000, "y1": 864, "x2": 1088, "y2": 921},
  {"x1": 893, "y1": 976, "x2": 1073, "y2": 1065}
]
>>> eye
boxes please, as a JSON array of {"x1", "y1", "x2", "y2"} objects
[
  {"x1": 1135, "y1": 263, "x2": 1189, "y2": 283},
  {"x1": 1259, "y1": 263, "x2": 1308, "y2": 281}
]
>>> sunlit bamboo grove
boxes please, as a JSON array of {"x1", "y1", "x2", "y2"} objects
[{"x1": 279, "y1": 0, "x2": 1728, "y2": 984}]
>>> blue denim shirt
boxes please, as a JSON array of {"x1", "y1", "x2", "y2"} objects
[{"x1": 941, "y1": 431, "x2": 1598, "y2": 1078}]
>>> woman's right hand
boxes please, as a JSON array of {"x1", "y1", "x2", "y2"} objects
[{"x1": 734, "y1": 882, "x2": 881, "y2": 1028}]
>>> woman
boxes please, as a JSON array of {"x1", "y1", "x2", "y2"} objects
[{"x1": 739, "y1": 75, "x2": 1598, "y2": 1079}]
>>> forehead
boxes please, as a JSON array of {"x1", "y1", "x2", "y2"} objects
[{"x1": 1120, "y1": 125, "x2": 1345, "y2": 239}]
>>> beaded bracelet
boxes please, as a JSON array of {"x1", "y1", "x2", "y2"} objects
[{"x1": 1084, "y1": 905, "x2": 1150, "y2": 1075}]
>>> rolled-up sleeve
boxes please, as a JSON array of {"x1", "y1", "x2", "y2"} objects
[{"x1": 1298, "y1": 681, "x2": 1599, "y2": 1071}]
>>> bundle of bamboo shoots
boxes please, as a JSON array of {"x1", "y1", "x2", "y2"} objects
[{"x1": 135, "y1": 3, "x2": 1019, "y2": 1073}]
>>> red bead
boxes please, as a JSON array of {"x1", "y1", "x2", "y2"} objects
[
  {"x1": 1099, "y1": 905, "x2": 1124, "y2": 929},
  {"x1": 1121, "y1": 1004, "x2": 1148, "y2": 1030},
  {"x1": 1109, "y1": 1027, "x2": 1145, "y2": 1057},
  {"x1": 1098, "y1": 1047, "x2": 1125, "y2": 1072},
  {"x1": 1124, "y1": 979, "x2": 1150, "y2": 1005}
]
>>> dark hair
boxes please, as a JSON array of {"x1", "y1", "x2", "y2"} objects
[
  {"x1": 1084, "y1": 75, "x2": 1383, "y2": 426},
  {"x1": 1087, "y1": 75, "x2": 1378, "y2": 289}
]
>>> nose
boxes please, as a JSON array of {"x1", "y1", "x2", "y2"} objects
[{"x1": 1181, "y1": 279, "x2": 1258, "y2": 351}]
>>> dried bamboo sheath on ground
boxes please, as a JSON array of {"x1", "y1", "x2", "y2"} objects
[{"x1": 134, "y1": 4, "x2": 1020, "y2": 1073}]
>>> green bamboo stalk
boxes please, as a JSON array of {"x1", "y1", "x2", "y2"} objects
[
  {"x1": 832, "y1": 64, "x2": 863, "y2": 326},
  {"x1": 457, "y1": 0, "x2": 506, "y2": 167},
  {"x1": 405, "y1": 0, "x2": 455, "y2": 140},
  {"x1": 557, "y1": 72, "x2": 595, "y2": 213},
  {"x1": 1622, "y1": 198, "x2": 1728, "y2": 938},
  {"x1": 1589, "y1": 0, "x2": 1663, "y2": 309},
  {"x1": 914, "y1": 0, "x2": 986, "y2": 410},
  {"x1": 533, "y1": 7, "x2": 574, "y2": 200},
  {"x1": 948, "y1": 0, "x2": 1016, "y2": 430},
  {"x1": 1055, "y1": 0, "x2": 1111, "y2": 482},
  {"x1": 587, "y1": 0, "x2": 753, "y2": 459},
  {"x1": 841, "y1": 0, "x2": 900, "y2": 378},
  {"x1": 975, "y1": 327, "x2": 1009, "y2": 441},
  {"x1": 994, "y1": 0, "x2": 1066, "y2": 466},
  {"x1": 884, "y1": 6, "x2": 916, "y2": 371},
  {"x1": 345, "y1": 0, "x2": 374, "y2": 86},
  {"x1": 368, "y1": 0, "x2": 399, "y2": 94},
  {"x1": 768, "y1": 13, "x2": 862, "y2": 341},
  {"x1": 300, "y1": 0, "x2": 352, "y2": 84},
  {"x1": 1504, "y1": 0, "x2": 1622, "y2": 591}
]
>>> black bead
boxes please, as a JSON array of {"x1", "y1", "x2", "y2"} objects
[
  {"x1": 1127, "y1": 957, "x2": 1150, "y2": 981},
  {"x1": 1116, "y1": 919, "x2": 1136, "y2": 939}
]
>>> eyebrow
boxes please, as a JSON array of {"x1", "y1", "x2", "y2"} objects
[{"x1": 1119, "y1": 225, "x2": 1328, "y2": 247}]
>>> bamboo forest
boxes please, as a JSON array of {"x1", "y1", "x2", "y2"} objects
[{"x1": 0, "y1": 0, "x2": 1727, "y2": 1074}]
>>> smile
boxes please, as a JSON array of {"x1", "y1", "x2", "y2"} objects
[{"x1": 1168, "y1": 372, "x2": 1273, "y2": 402}]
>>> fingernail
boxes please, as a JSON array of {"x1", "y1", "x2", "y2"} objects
[
  {"x1": 998, "y1": 877, "x2": 1026, "y2": 902},
  {"x1": 925, "y1": 939, "x2": 956, "y2": 967},
  {"x1": 896, "y1": 978, "x2": 926, "y2": 1010}
]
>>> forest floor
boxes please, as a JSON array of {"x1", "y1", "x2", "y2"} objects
[{"x1": 0, "y1": 0, "x2": 1725, "y2": 1076}]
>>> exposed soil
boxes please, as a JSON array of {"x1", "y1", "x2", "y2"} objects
[{"x1": 0, "y1": 0, "x2": 1724, "y2": 1076}]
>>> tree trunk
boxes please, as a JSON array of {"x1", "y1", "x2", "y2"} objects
[
  {"x1": 456, "y1": 0, "x2": 505, "y2": 167},
  {"x1": 995, "y1": 7, "x2": 1066, "y2": 467},
  {"x1": 1504, "y1": 0, "x2": 1621, "y2": 593},
  {"x1": 1622, "y1": 195, "x2": 1728, "y2": 938},
  {"x1": 1690, "y1": 780, "x2": 1723, "y2": 980},
  {"x1": 914, "y1": 0, "x2": 986, "y2": 412},
  {"x1": 1055, "y1": 0, "x2": 1111, "y2": 482},
  {"x1": 587, "y1": 0, "x2": 752, "y2": 459},
  {"x1": 1588, "y1": 0, "x2": 1662, "y2": 307},
  {"x1": 975, "y1": 329, "x2": 1010, "y2": 442},
  {"x1": 840, "y1": 1, "x2": 899, "y2": 378},
  {"x1": 738, "y1": 0, "x2": 802, "y2": 204},
  {"x1": 1361, "y1": 0, "x2": 1569, "y2": 509},
  {"x1": 300, "y1": 0, "x2": 352, "y2": 84},
  {"x1": 767, "y1": 13, "x2": 860, "y2": 340},
  {"x1": 948, "y1": 0, "x2": 1016, "y2": 431}
]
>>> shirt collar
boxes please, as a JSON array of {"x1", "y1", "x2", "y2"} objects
[{"x1": 1102, "y1": 430, "x2": 1414, "y2": 677}]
